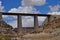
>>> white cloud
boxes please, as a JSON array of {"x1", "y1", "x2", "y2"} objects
[
  {"x1": 22, "y1": 0, "x2": 46, "y2": 6},
  {"x1": 2, "y1": 15, "x2": 17, "y2": 19},
  {"x1": 49, "y1": 5, "x2": 60, "y2": 12},
  {"x1": 22, "y1": 16, "x2": 46, "y2": 27},
  {"x1": 38, "y1": 16, "x2": 46, "y2": 21},
  {"x1": 0, "y1": 1, "x2": 2, "y2": 5},
  {"x1": 8, "y1": 8, "x2": 18, "y2": 13},
  {"x1": 8, "y1": 6, "x2": 46, "y2": 27},
  {"x1": 7, "y1": 20, "x2": 17, "y2": 28},
  {"x1": 22, "y1": 16, "x2": 34, "y2": 27},
  {"x1": 7, "y1": 16, "x2": 46, "y2": 28},
  {"x1": 0, "y1": 1, "x2": 5, "y2": 18},
  {"x1": 8, "y1": 6, "x2": 40, "y2": 13},
  {"x1": 0, "y1": 1, "x2": 4, "y2": 12},
  {"x1": 8, "y1": 0, "x2": 46, "y2": 13},
  {"x1": 7, "y1": 0, "x2": 46, "y2": 28},
  {"x1": 2, "y1": 15, "x2": 9, "y2": 18},
  {"x1": 48, "y1": 12, "x2": 60, "y2": 15}
]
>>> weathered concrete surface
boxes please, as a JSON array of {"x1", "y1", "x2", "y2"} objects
[
  {"x1": 18, "y1": 15, "x2": 23, "y2": 34},
  {"x1": 34, "y1": 16, "x2": 38, "y2": 30}
]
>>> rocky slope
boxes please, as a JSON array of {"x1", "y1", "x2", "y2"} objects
[
  {"x1": 23, "y1": 18, "x2": 60, "y2": 40},
  {"x1": 1, "y1": 20, "x2": 13, "y2": 29},
  {"x1": 0, "y1": 20, "x2": 15, "y2": 34}
]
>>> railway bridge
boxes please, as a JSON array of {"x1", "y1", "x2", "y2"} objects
[{"x1": 0, "y1": 12, "x2": 51, "y2": 34}]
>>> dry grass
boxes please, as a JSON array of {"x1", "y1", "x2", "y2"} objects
[
  {"x1": 23, "y1": 28, "x2": 60, "y2": 40},
  {"x1": 23, "y1": 32, "x2": 54, "y2": 39},
  {"x1": 23, "y1": 32, "x2": 60, "y2": 40}
]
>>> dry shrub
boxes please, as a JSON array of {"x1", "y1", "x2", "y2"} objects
[{"x1": 23, "y1": 32, "x2": 54, "y2": 39}]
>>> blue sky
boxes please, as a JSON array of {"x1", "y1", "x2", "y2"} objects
[
  {"x1": 1, "y1": 0, "x2": 22, "y2": 11},
  {"x1": 0, "y1": 0, "x2": 60, "y2": 28},
  {"x1": 1, "y1": 0, "x2": 60, "y2": 13}
]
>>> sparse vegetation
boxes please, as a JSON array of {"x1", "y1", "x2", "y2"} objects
[
  {"x1": 22, "y1": 18, "x2": 60, "y2": 40},
  {"x1": 0, "y1": 34, "x2": 11, "y2": 40}
]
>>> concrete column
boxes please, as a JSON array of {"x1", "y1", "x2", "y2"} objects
[
  {"x1": 48, "y1": 16, "x2": 50, "y2": 22},
  {"x1": 34, "y1": 16, "x2": 38, "y2": 30},
  {"x1": 0, "y1": 13, "x2": 2, "y2": 27},
  {"x1": 17, "y1": 15, "x2": 22, "y2": 34}
]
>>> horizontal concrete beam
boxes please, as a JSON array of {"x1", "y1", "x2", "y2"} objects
[{"x1": 1, "y1": 12, "x2": 51, "y2": 16}]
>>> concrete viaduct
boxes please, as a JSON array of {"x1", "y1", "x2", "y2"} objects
[{"x1": 0, "y1": 12, "x2": 51, "y2": 34}]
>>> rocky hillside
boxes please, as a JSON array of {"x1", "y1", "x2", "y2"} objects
[
  {"x1": 1, "y1": 20, "x2": 13, "y2": 29},
  {"x1": 0, "y1": 20, "x2": 15, "y2": 34},
  {"x1": 23, "y1": 18, "x2": 60, "y2": 40}
]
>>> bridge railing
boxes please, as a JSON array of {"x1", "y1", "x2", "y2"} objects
[{"x1": 0, "y1": 12, "x2": 51, "y2": 34}]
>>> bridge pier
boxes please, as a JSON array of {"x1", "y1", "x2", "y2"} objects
[
  {"x1": 48, "y1": 16, "x2": 50, "y2": 22},
  {"x1": 0, "y1": 13, "x2": 2, "y2": 27},
  {"x1": 34, "y1": 16, "x2": 38, "y2": 30},
  {"x1": 17, "y1": 15, "x2": 23, "y2": 34}
]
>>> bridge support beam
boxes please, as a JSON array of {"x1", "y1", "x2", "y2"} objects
[
  {"x1": 34, "y1": 16, "x2": 38, "y2": 30},
  {"x1": 18, "y1": 15, "x2": 22, "y2": 34}
]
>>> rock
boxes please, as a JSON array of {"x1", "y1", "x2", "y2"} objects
[{"x1": 0, "y1": 20, "x2": 14, "y2": 34}]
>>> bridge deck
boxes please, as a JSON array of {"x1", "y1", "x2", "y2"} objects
[{"x1": 1, "y1": 12, "x2": 51, "y2": 16}]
